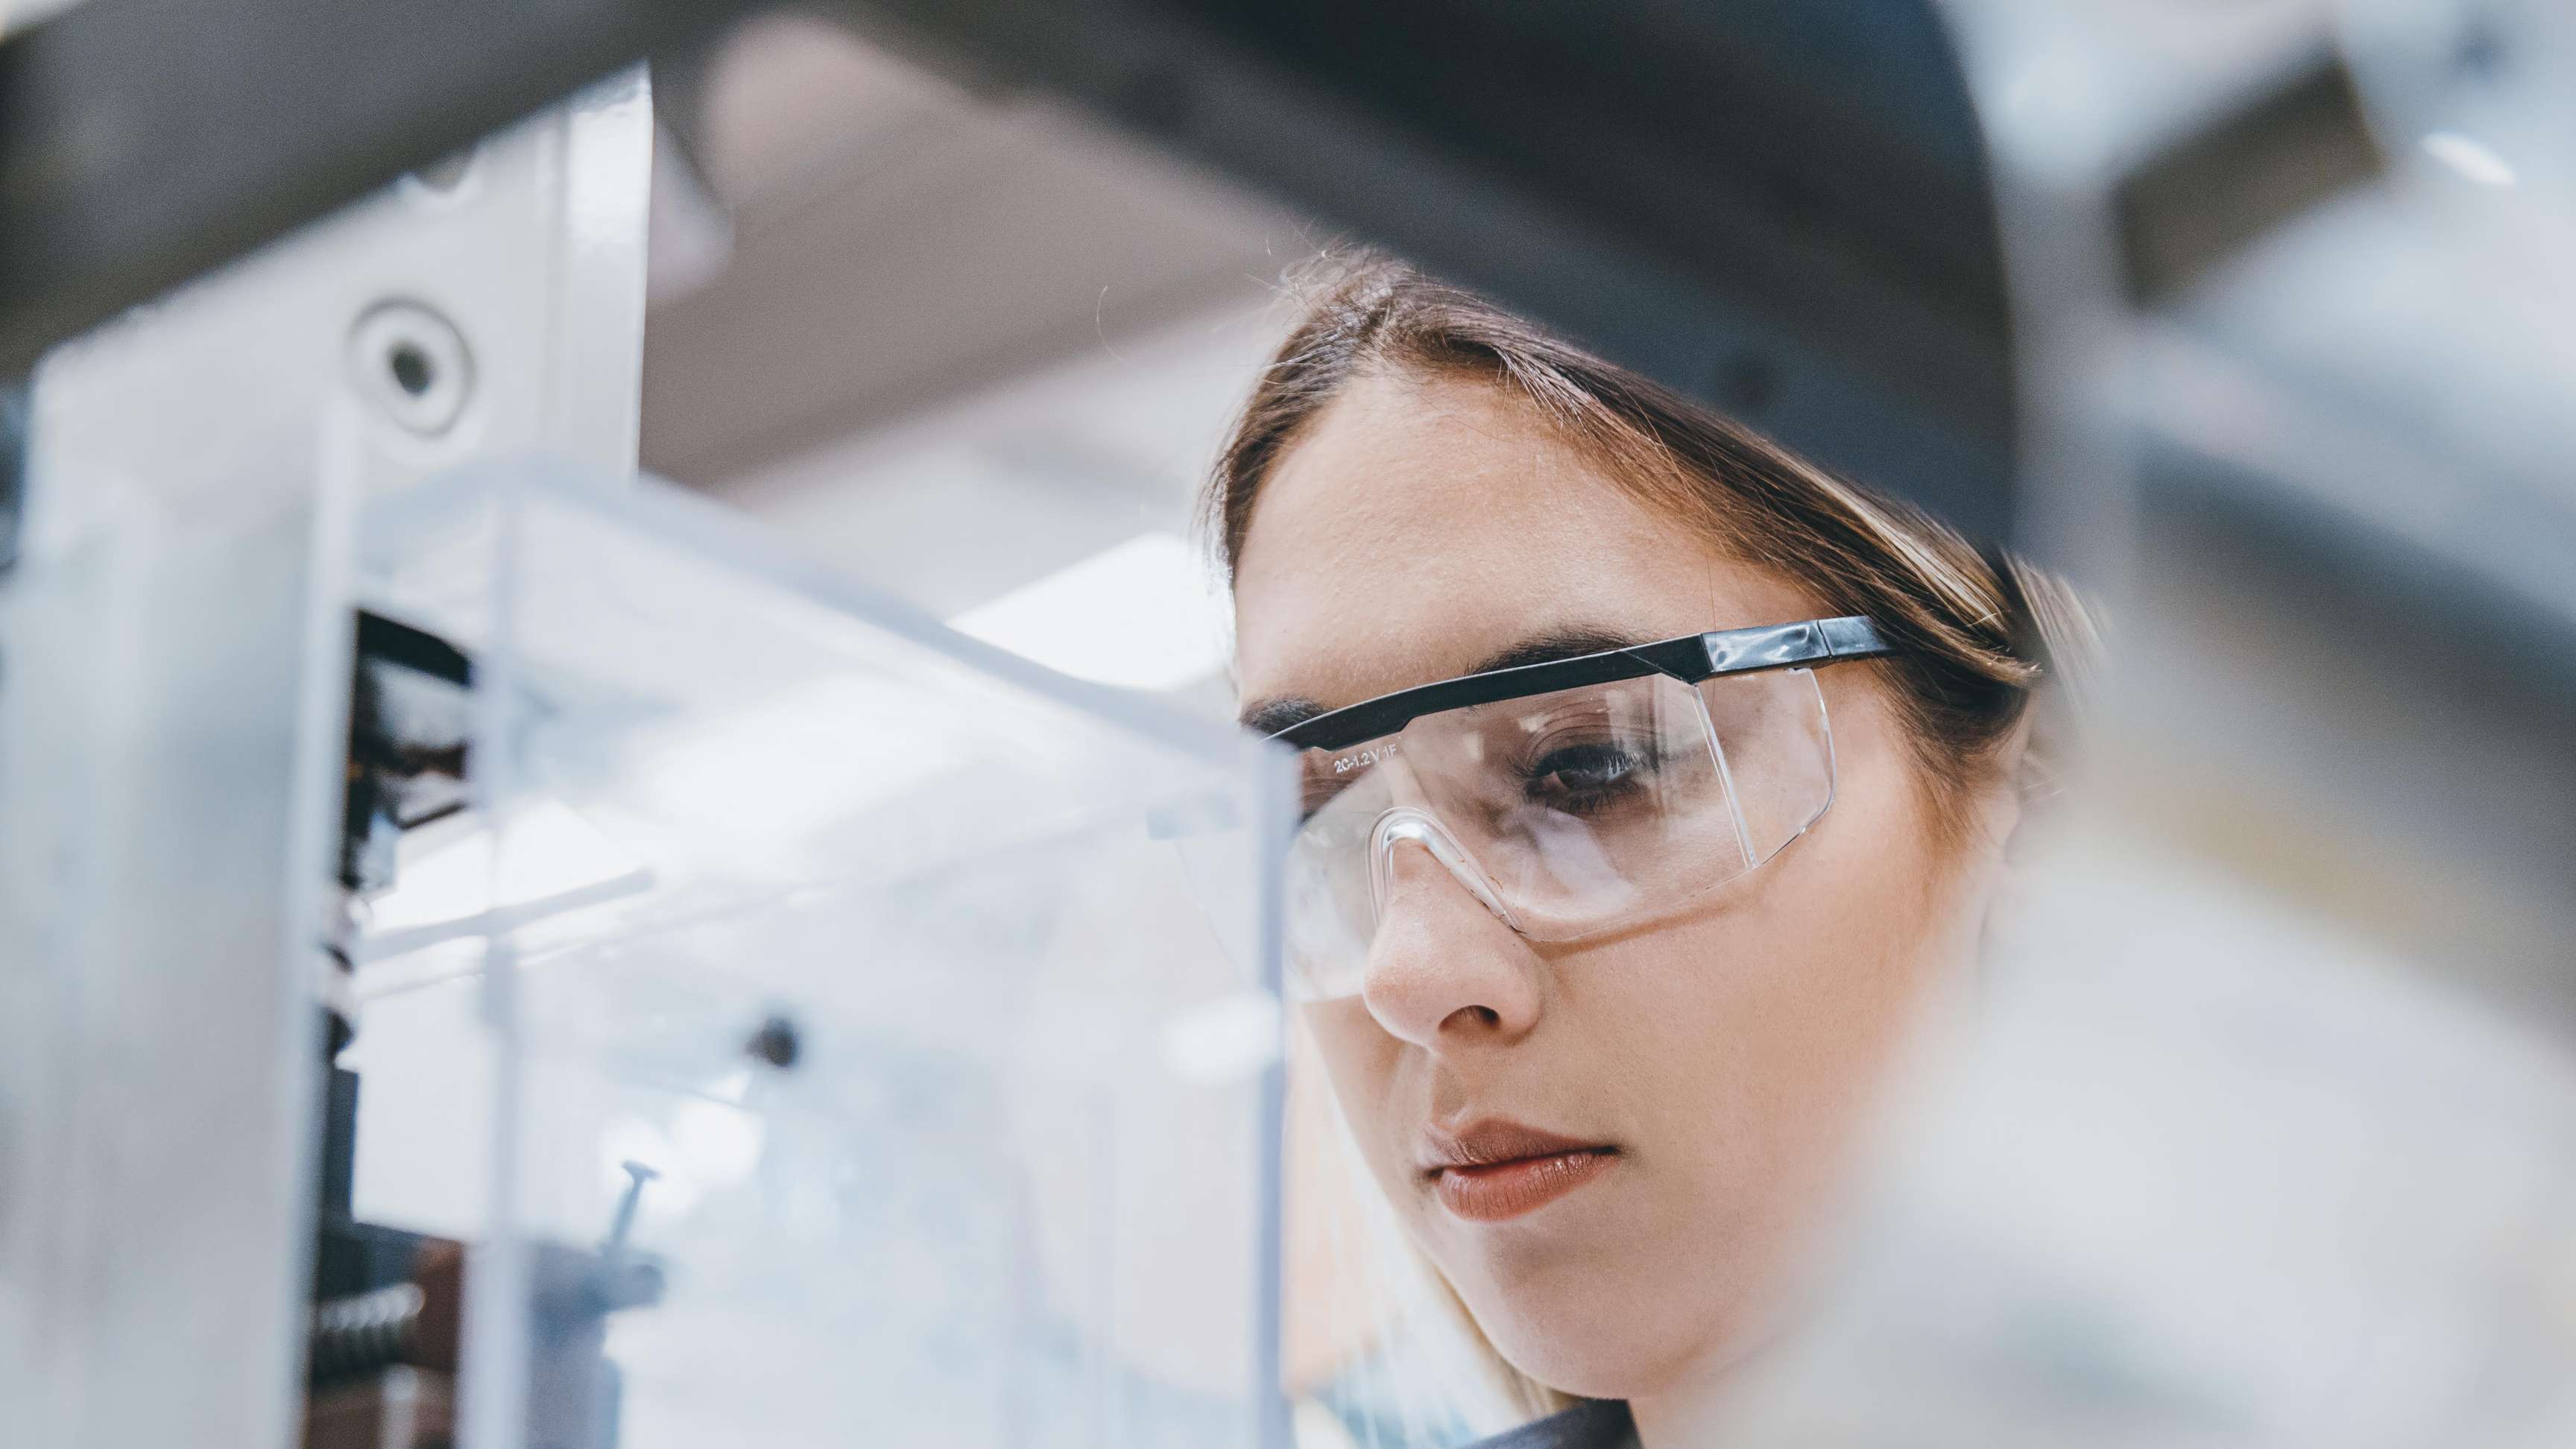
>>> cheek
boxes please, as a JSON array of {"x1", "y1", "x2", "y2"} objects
[
  {"x1": 1574, "y1": 809, "x2": 1958, "y2": 1195},
  {"x1": 1298, "y1": 1000, "x2": 1408, "y2": 1163}
]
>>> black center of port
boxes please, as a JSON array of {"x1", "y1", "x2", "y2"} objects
[{"x1": 388, "y1": 343, "x2": 435, "y2": 398}]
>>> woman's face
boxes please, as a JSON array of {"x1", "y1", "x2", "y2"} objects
[{"x1": 1232, "y1": 370, "x2": 2001, "y2": 1402}]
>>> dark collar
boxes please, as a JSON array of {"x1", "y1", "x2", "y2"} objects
[{"x1": 1466, "y1": 1399, "x2": 1636, "y2": 1449}]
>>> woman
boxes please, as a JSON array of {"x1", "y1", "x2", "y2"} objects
[{"x1": 1213, "y1": 257, "x2": 2087, "y2": 1447}]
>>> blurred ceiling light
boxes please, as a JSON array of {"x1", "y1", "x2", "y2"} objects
[
  {"x1": 2421, "y1": 130, "x2": 2517, "y2": 189},
  {"x1": 948, "y1": 531, "x2": 1230, "y2": 692}
]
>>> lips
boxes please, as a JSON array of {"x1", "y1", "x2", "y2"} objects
[{"x1": 1419, "y1": 1118, "x2": 1618, "y2": 1223}]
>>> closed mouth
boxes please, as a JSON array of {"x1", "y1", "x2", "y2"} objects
[{"x1": 1419, "y1": 1119, "x2": 1620, "y2": 1223}]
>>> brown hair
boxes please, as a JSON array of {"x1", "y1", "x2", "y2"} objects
[{"x1": 1208, "y1": 254, "x2": 2092, "y2": 837}]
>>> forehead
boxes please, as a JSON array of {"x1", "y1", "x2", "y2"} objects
[{"x1": 1231, "y1": 369, "x2": 1811, "y2": 713}]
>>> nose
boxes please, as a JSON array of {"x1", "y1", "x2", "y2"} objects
[{"x1": 1359, "y1": 829, "x2": 1544, "y2": 1050}]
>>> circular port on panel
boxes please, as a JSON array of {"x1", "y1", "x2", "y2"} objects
[
  {"x1": 388, "y1": 343, "x2": 435, "y2": 397},
  {"x1": 348, "y1": 302, "x2": 474, "y2": 437}
]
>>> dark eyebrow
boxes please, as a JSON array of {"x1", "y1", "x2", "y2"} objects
[
  {"x1": 1235, "y1": 625, "x2": 1646, "y2": 737},
  {"x1": 1462, "y1": 625, "x2": 1647, "y2": 677},
  {"x1": 1239, "y1": 696, "x2": 1325, "y2": 735}
]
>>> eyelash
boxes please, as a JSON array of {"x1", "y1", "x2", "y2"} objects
[
  {"x1": 1515, "y1": 740, "x2": 1658, "y2": 816},
  {"x1": 1295, "y1": 729, "x2": 1664, "y2": 827}
]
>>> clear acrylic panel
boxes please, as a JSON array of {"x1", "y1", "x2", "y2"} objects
[{"x1": 354, "y1": 466, "x2": 1290, "y2": 1449}]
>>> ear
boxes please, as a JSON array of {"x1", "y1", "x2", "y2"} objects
[
  {"x1": 1980, "y1": 711, "x2": 2040, "y2": 862},
  {"x1": 1957, "y1": 716, "x2": 2040, "y2": 974},
  {"x1": 1957, "y1": 713, "x2": 2039, "y2": 968}
]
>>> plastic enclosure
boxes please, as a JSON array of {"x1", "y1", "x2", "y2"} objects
[{"x1": 352, "y1": 468, "x2": 1290, "y2": 1449}]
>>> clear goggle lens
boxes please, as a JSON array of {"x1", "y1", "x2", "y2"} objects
[{"x1": 1284, "y1": 668, "x2": 1836, "y2": 1001}]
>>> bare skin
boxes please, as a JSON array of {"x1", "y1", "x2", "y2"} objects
[{"x1": 1231, "y1": 369, "x2": 2014, "y2": 1444}]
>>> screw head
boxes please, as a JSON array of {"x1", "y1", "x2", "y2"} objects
[{"x1": 348, "y1": 301, "x2": 473, "y2": 437}]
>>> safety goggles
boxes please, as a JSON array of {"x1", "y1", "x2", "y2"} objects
[{"x1": 1269, "y1": 616, "x2": 1891, "y2": 1002}]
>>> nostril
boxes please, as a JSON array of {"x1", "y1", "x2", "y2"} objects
[{"x1": 1362, "y1": 936, "x2": 1543, "y2": 1049}]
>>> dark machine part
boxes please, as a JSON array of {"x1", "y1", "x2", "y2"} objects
[
  {"x1": 303, "y1": 1229, "x2": 465, "y2": 1449},
  {"x1": 0, "y1": 382, "x2": 25, "y2": 581},
  {"x1": 339, "y1": 610, "x2": 476, "y2": 900},
  {"x1": 2112, "y1": 60, "x2": 2385, "y2": 305},
  {"x1": 305, "y1": 1366, "x2": 458, "y2": 1449},
  {"x1": 309, "y1": 1049, "x2": 434, "y2": 1304},
  {"x1": 311, "y1": 1283, "x2": 435, "y2": 1383},
  {"x1": 323, "y1": 609, "x2": 474, "y2": 1049},
  {"x1": 308, "y1": 607, "x2": 662, "y2": 1449},
  {"x1": 300, "y1": 1219, "x2": 664, "y2": 1449},
  {"x1": 302, "y1": 1238, "x2": 470, "y2": 1449},
  {"x1": 313, "y1": 607, "x2": 476, "y2": 1312},
  {"x1": 305, "y1": 610, "x2": 471, "y2": 1448}
]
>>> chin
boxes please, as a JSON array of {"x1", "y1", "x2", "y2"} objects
[{"x1": 1448, "y1": 1240, "x2": 1748, "y2": 1402}]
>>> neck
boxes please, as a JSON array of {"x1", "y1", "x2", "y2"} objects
[{"x1": 1620, "y1": 1336, "x2": 1761, "y2": 1447}]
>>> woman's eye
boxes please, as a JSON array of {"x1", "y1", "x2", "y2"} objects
[{"x1": 1522, "y1": 742, "x2": 1655, "y2": 812}]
